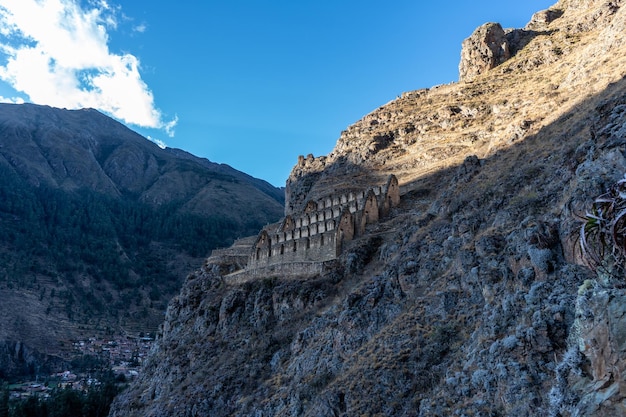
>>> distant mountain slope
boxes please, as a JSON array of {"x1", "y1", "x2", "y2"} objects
[
  {"x1": 0, "y1": 103, "x2": 284, "y2": 379},
  {"x1": 0, "y1": 103, "x2": 284, "y2": 223}
]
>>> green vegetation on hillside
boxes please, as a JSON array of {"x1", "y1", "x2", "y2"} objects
[
  {"x1": 0, "y1": 162, "x2": 265, "y2": 353},
  {"x1": 0, "y1": 373, "x2": 122, "y2": 417},
  {"x1": 0, "y1": 164, "x2": 238, "y2": 284},
  {"x1": 0, "y1": 164, "x2": 238, "y2": 257},
  {"x1": 581, "y1": 176, "x2": 626, "y2": 278}
]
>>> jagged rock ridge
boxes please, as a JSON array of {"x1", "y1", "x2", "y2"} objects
[{"x1": 110, "y1": 0, "x2": 626, "y2": 415}]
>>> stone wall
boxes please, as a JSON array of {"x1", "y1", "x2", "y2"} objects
[
  {"x1": 250, "y1": 229, "x2": 339, "y2": 266},
  {"x1": 205, "y1": 236, "x2": 258, "y2": 274},
  {"x1": 246, "y1": 175, "x2": 400, "y2": 272},
  {"x1": 224, "y1": 262, "x2": 327, "y2": 284}
]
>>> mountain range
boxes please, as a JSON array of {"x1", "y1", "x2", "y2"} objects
[{"x1": 0, "y1": 103, "x2": 284, "y2": 378}]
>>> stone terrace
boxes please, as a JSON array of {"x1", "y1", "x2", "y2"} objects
[{"x1": 207, "y1": 175, "x2": 400, "y2": 282}]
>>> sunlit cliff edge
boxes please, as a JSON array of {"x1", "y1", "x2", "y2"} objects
[{"x1": 111, "y1": 0, "x2": 626, "y2": 415}]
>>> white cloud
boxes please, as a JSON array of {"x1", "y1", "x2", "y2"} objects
[
  {"x1": 0, "y1": 0, "x2": 176, "y2": 134},
  {"x1": 164, "y1": 114, "x2": 178, "y2": 138},
  {"x1": 147, "y1": 135, "x2": 167, "y2": 149},
  {"x1": 0, "y1": 94, "x2": 23, "y2": 103},
  {"x1": 133, "y1": 23, "x2": 146, "y2": 33}
]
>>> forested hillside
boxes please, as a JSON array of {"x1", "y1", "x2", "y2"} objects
[{"x1": 0, "y1": 104, "x2": 284, "y2": 380}]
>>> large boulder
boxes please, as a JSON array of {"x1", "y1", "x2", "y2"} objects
[{"x1": 459, "y1": 22, "x2": 510, "y2": 82}]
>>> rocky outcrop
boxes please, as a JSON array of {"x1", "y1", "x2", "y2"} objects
[
  {"x1": 459, "y1": 22, "x2": 511, "y2": 82},
  {"x1": 110, "y1": 0, "x2": 626, "y2": 416},
  {"x1": 548, "y1": 95, "x2": 626, "y2": 416},
  {"x1": 552, "y1": 283, "x2": 626, "y2": 416},
  {"x1": 526, "y1": 8, "x2": 564, "y2": 30}
]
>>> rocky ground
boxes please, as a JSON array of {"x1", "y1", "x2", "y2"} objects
[{"x1": 110, "y1": 0, "x2": 626, "y2": 415}]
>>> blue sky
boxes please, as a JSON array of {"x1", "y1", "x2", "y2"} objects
[{"x1": 0, "y1": 0, "x2": 555, "y2": 186}]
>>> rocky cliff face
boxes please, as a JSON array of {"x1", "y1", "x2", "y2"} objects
[
  {"x1": 110, "y1": 0, "x2": 626, "y2": 415},
  {"x1": 458, "y1": 22, "x2": 511, "y2": 83}
]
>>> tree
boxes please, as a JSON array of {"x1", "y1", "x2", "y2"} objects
[{"x1": 0, "y1": 382, "x2": 8, "y2": 417}]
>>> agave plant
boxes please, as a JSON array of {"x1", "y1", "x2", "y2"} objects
[{"x1": 580, "y1": 176, "x2": 626, "y2": 276}]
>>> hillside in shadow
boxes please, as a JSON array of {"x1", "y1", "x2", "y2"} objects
[{"x1": 0, "y1": 104, "x2": 285, "y2": 380}]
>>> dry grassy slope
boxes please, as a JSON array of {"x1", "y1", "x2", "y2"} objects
[
  {"x1": 110, "y1": 0, "x2": 626, "y2": 416},
  {"x1": 286, "y1": 0, "x2": 626, "y2": 214}
]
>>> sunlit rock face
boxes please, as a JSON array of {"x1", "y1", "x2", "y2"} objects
[{"x1": 459, "y1": 22, "x2": 510, "y2": 82}]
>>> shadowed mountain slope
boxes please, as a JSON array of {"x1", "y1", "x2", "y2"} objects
[{"x1": 0, "y1": 103, "x2": 284, "y2": 379}]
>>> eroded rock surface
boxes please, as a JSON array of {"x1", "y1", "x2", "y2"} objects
[{"x1": 459, "y1": 22, "x2": 510, "y2": 82}]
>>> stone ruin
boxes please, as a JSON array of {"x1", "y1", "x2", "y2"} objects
[{"x1": 208, "y1": 174, "x2": 400, "y2": 281}]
